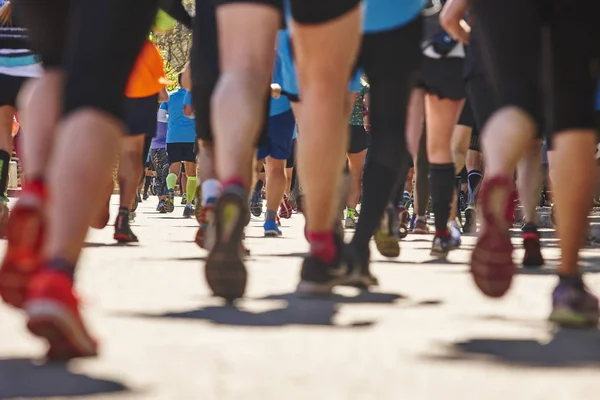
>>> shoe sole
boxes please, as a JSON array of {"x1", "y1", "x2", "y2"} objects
[
  {"x1": 264, "y1": 230, "x2": 282, "y2": 237},
  {"x1": 114, "y1": 233, "x2": 138, "y2": 243},
  {"x1": 0, "y1": 201, "x2": 44, "y2": 308},
  {"x1": 205, "y1": 191, "x2": 248, "y2": 301},
  {"x1": 470, "y1": 178, "x2": 516, "y2": 298},
  {"x1": 549, "y1": 308, "x2": 598, "y2": 328},
  {"x1": 26, "y1": 300, "x2": 98, "y2": 360}
]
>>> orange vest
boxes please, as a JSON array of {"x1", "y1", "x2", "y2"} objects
[{"x1": 125, "y1": 40, "x2": 166, "y2": 98}]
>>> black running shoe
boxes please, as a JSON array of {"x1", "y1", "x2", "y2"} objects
[
  {"x1": 205, "y1": 186, "x2": 249, "y2": 301},
  {"x1": 296, "y1": 235, "x2": 359, "y2": 296},
  {"x1": 183, "y1": 205, "x2": 195, "y2": 219},
  {"x1": 343, "y1": 245, "x2": 378, "y2": 289},
  {"x1": 114, "y1": 212, "x2": 139, "y2": 243},
  {"x1": 522, "y1": 223, "x2": 544, "y2": 268},
  {"x1": 249, "y1": 190, "x2": 262, "y2": 217}
]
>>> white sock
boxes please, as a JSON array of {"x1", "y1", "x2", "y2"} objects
[{"x1": 202, "y1": 179, "x2": 222, "y2": 205}]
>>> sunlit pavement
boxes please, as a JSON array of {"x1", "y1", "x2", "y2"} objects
[{"x1": 2, "y1": 196, "x2": 600, "y2": 400}]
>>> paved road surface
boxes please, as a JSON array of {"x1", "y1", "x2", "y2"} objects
[{"x1": 2, "y1": 196, "x2": 600, "y2": 400}]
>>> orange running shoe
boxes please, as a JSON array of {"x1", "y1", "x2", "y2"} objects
[
  {"x1": 0, "y1": 188, "x2": 45, "y2": 308},
  {"x1": 195, "y1": 202, "x2": 215, "y2": 250},
  {"x1": 25, "y1": 269, "x2": 98, "y2": 360}
]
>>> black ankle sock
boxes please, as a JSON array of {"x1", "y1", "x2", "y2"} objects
[
  {"x1": 45, "y1": 258, "x2": 76, "y2": 280},
  {"x1": 119, "y1": 206, "x2": 129, "y2": 215},
  {"x1": 0, "y1": 150, "x2": 10, "y2": 196},
  {"x1": 429, "y1": 163, "x2": 455, "y2": 233},
  {"x1": 144, "y1": 176, "x2": 152, "y2": 195},
  {"x1": 467, "y1": 169, "x2": 483, "y2": 205},
  {"x1": 254, "y1": 179, "x2": 264, "y2": 193}
]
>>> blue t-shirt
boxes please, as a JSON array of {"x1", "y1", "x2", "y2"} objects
[
  {"x1": 151, "y1": 106, "x2": 168, "y2": 149},
  {"x1": 164, "y1": 89, "x2": 196, "y2": 143},
  {"x1": 270, "y1": 50, "x2": 292, "y2": 116},
  {"x1": 364, "y1": 0, "x2": 425, "y2": 33}
]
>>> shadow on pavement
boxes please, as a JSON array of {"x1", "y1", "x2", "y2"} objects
[
  {"x1": 84, "y1": 242, "x2": 139, "y2": 248},
  {"x1": 426, "y1": 328, "x2": 600, "y2": 367},
  {"x1": 115, "y1": 290, "x2": 406, "y2": 328},
  {"x1": 0, "y1": 358, "x2": 129, "y2": 399}
]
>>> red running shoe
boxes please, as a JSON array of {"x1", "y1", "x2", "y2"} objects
[
  {"x1": 195, "y1": 203, "x2": 215, "y2": 250},
  {"x1": 25, "y1": 270, "x2": 98, "y2": 360},
  {"x1": 0, "y1": 191, "x2": 45, "y2": 308},
  {"x1": 470, "y1": 176, "x2": 517, "y2": 298},
  {"x1": 279, "y1": 194, "x2": 293, "y2": 219}
]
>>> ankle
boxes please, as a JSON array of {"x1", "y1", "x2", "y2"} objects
[
  {"x1": 306, "y1": 230, "x2": 338, "y2": 264},
  {"x1": 43, "y1": 258, "x2": 76, "y2": 281}
]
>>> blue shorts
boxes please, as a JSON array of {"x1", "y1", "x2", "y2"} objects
[{"x1": 257, "y1": 109, "x2": 295, "y2": 160}]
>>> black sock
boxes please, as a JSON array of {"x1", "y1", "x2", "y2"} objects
[
  {"x1": 429, "y1": 163, "x2": 455, "y2": 234},
  {"x1": 254, "y1": 179, "x2": 264, "y2": 193},
  {"x1": 352, "y1": 160, "x2": 410, "y2": 255},
  {"x1": 144, "y1": 176, "x2": 152, "y2": 195},
  {"x1": 467, "y1": 169, "x2": 483, "y2": 205},
  {"x1": 0, "y1": 150, "x2": 10, "y2": 196},
  {"x1": 119, "y1": 206, "x2": 129, "y2": 215}
]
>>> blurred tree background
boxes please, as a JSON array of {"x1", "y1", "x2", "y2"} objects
[{"x1": 152, "y1": 0, "x2": 194, "y2": 91}]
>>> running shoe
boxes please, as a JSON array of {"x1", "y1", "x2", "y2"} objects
[
  {"x1": 279, "y1": 193, "x2": 293, "y2": 219},
  {"x1": 397, "y1": 205, "x2": 409, "y2": 239},
  {"x1": 413, "y1": 217, "x2": 430, "y2": 234},
  {"x1": 463, "y1": 205, "x2": 477, "y2": 234},
  {"x1": 430, "y1": 230, "x2": 461, "y2": 259},
  {"x1": 183, "y1": 204, "x2": 195, "y2": 219},
  {"x1": 296, "y1": 240, "x2": 359, "y2": 296},
  {"x1": 343, "y1": 245, "x2": 379, "y2": 289},
  {"x1": 132, "y1": 192, "x2": 139, "y2": 212},
  {"x1": 0, "y1": 192, "x2": 45, "y2": 308},
  {"x1": 181, "y1": 193, "x2": 187, "y2": 205},
  {"x1": 114, "y1": 212, "x2": 138, "y2": 243},
  {"x1": 204, "y1": 187, "x2": 249, "y2": 301},
  {"x1": 522, "y1": 223, "x2": 544, "y2": 268},
  {"x1": 129, "y1": 211, "x2": 136, "y2": 223},
  {"x1": 195, "y1": 201, "x2": 215, "y2": 250},
  {"x1": 249, "y1": 189, "x2": 262, "y2": 217},
  {"x1": 143, "y1": 191, "x2": 149, "y2": 201},
  {"x1": 549, "y1": 276, "x2": 599, "y2": 328},
  {"x1": 344, "y1": 216, "x2": 357, "y2": 229},
  {"x1": 374, "y1": 204, "x2": 400, "y2": 258},
  {"x1": 25, "y1": 269, "x2": 98, "y2": 359},
  {"x1": 157, "y1": 200, "x2": 167, "y2": 213},
  {"x1": 165, "y1": 189, "x2": 175, "y2": 213},
  {"x1": 459, "y1": 190, "x2": 467, "y2": 213},
  {"x1": 264, "y1": 219, "x2": 282, "y2": 237},
  {"x1": 470, "y1": 176, "x2": 517, "y2": 298}
]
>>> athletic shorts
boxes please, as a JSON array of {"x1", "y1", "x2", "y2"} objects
[
  {"x1": 0, "y1": 74, "x2": 27, "y2": 108},
  {"x1": 471, "y1": 0, "x2": 600, "y2": 135},
  {"x1": 349, "y1": 125, "x2": 368, "y2": 154},
  {"x1": 167, "y1": 142, "x2": 196, "y2": 164},
  {"x1": 415, "y1": 57, "x2": 466, "y2": 100},
  {"x1": 286, "y1": 138, "x2": 296, "y2": 168},
  {"x1": 257, "y1": 109, "x2": 295, "y2": 160},
  {"x1": 123, "y1": 94, "x2": 158, "y2": 137},
  {"x1": 457, "y1": 98, "x2": 474, "y2": 128},
  {"x1": 16, "y1": 0, "x2": 158, "y2": 120},
  {"x1": 290, "y1": 0, "x2": 360, "y2": 24}
]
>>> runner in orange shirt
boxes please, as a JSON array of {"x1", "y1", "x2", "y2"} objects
[{"x1": 96, "y1": 38, "x2": 170, "y2": 243}]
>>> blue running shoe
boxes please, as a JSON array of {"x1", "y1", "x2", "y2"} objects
[{"x1": 264, "y1": 219, "x2": 282, "y2": 237}]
